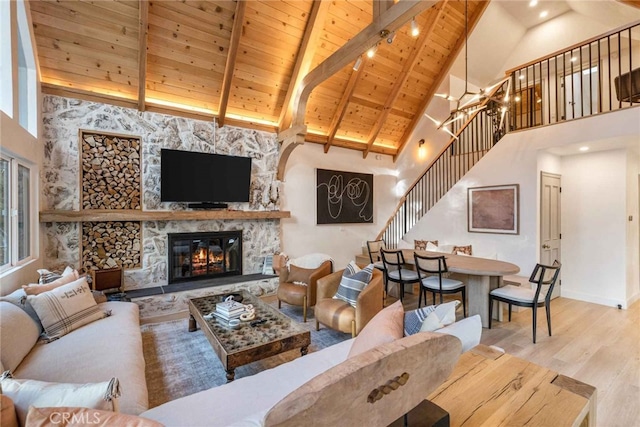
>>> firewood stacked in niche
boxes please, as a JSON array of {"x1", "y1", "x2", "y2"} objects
[
  {"x1": 81, "y1": 221, "x2": 142, "y2": 270},
  {"x1": 81, "y1": 132, "x2": 141, "y2": 210}
]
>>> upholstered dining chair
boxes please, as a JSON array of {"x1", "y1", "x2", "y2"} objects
[
  {"x1": 488, "y1": 260, "x2": 561, "y2": 343},
  {"x1": 366, "y1": 239, "x2": 386, "y2": 272},
  {"x1": 277, "y1": 254, "x2": 333, "y2": 322},
  {"x1": 380, "y1": 249, "x2": 420, "y2": 303},
  {"x1": 314, "y1": 268, "x2": 384, "y2": 337},
  {"x1": 414, "y1": 253, "x2": 466, "y2": 317}
]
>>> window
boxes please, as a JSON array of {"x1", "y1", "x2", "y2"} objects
[
  {"x1": 0, "y1": 0, "x2": 11, "y2": 117},
  {"x1": 0, "y1": 155, "x2": 33, "y2": 271}
]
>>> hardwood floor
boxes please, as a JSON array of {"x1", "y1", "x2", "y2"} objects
[{"x1": 398, "y1": 289, "x2": 640, "y2": 427}]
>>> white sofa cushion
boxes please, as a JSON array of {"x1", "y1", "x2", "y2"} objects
[
  {"x1": 13, "y1": 302, "x2": 148, "y2": 416},
  {"x1": 141, "y1": 339, "x2": 354, "y2": 427},
  {"x1": 0, "y1": 289, "x2": 43, "y2": 333},
  {"x1": 437, "y1": 315, "x2": 482, "y2": 352},
  {"x1": 0, "y1": 302, "x2": 40, "y2": 372}
]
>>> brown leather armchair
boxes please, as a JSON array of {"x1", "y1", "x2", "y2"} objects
[
  {"x1": 277, "y1": 260, "x2": 333, "y2": 322},
  {"x1": 314, "y1": 268, "x2": 384, "y2": 337}
]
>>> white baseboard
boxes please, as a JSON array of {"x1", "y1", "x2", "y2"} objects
[{"x1": 561, "y1": 289, "x2": 627, "y2": 309}]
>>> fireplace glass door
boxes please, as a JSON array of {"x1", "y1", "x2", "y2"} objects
[{"x1": 168, "y1": 231, "x2": 242, "y2": 283}]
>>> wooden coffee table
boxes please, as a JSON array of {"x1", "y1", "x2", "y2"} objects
[
  {"x1": 427, "y1": 345, "x2": 597, "y2": 426},
  {"x1": 188, "y1": 291, "x2": 311, "y2": 382}
]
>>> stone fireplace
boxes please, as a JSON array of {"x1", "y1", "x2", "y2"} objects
[{"x1": 168, "y1": 231, "x2": 243, "y2": 284}]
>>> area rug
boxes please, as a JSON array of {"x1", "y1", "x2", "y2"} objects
[{"x1": 141, "y1": 304, "x2": 350, "y2": 409}]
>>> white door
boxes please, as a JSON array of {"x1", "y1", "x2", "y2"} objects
[
  {"x1": 540, "y1": 172, "x2": 561, "y2": 298},
  {"x1": 562, "y1": 66, "x2": 599, "y2": 120}
]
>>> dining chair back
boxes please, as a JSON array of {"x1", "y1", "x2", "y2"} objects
[
  {"x1": 489, "y1": 260, "x2": 561, "y2": 343},
  {"x1": 414, "y1": 254, "x2": 466, "y2": 316},
  {"x1": 380, "y1": 249, "x2": 420, "y2": 302},
  {"x1": 366, "y1": 239, "x2": 386, "y2": 271}
]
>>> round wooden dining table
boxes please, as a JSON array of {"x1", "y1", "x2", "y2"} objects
[{"x1": 401, "y1": 250, "x2": 520, "y2": 327}]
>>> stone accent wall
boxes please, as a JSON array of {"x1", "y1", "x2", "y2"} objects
[{"x1": 42, "y1": 95, "x2": 282, "y2": 290}]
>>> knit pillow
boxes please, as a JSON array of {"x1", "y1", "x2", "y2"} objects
[
  {"x1": 333, "y1": 262, "x2": 374, "y2": 307},
  {"x1": 452, "y1": 245, "x2": 472, "y2": 256}
]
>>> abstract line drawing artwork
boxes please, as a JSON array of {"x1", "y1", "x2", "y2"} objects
[{"x1": 316, "y1": 169, "x2": 373, "y2": 224}]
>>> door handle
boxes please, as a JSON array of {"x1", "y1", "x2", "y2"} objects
[{"x1": 542, "y1": 244, "x2": 550, "y2": 249}]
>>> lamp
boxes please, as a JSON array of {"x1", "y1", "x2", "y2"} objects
[
  {"x1": 366, "y1": 44, "x2": 378, "y2": 59},
  {"x1": 418, "y1": 138, "x2": 426, "y2": 158},
  {"x1": 425, "y1": 0, "x2": 510, "y2": 139},
  {"x1": 410, "y1": 18, "x2": 419, "y2": 37}
]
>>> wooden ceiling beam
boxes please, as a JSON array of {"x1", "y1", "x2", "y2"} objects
[
  {"x1": 289, "y1": 0, "x2": 437, "y2": 131},
  {"x1": 324, "y1": 58, "x2": 366, "y2": 153},
  {"x1": 218, "y1": 0, "x2": 247, "y2": 128},
  {"x1": 137, "y1": 0, "x2": 149, "y2": 111},
  {"x1": 394, "y1": 0, "x2": 490, "y2": 161},
  {"x1": 373, "y1": 0, "x2": 395, "y2": 18},
  {"x1": 278, "y1": 0, "x2": 330, "y2": 131},
  {"x1": 363, "y1": 1, "x2": 448, "y2": 159}
]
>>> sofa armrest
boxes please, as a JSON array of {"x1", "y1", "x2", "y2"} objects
[
  {"x1": 437, "y1": 315, "x2": 482, "y2": 353},
  {"x1": 316, "y1": 270, "x2": 343, "y2": 300},
  {"x1": 355, "y1": 269, "x2": 384, "y2": 334}
]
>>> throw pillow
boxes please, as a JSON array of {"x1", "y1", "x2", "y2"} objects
[
  {"x1": 27, "y1": 277, "x2": 107, "y2": 342},
  {"x1": 23, "y1": 270, "x2": 80, "y2": 296},
  {"x1": 452, "y1": 245, "x2": 472, "y2": 256},
  {"x1": 0, "y1": 374, "x2": 120, "y2": 426},
  {"x1": 333, "y1": 262, "x2": 373, "y2": 307},
  {"x1": 26, "y1": 406, "x2": 163, "y2": 427},
  {"x1": 1, "y1": 393, "x2": 18, "y2": 427},
  {"x1": 0, "y1": 289, "x2": 43, "y2": 333},
  {"x1": 348, "y1": 300, "x2": 404, "y2": 358},
  {"x1": 36, "y1": 266, "x2": 75, "y2": 284},
  {"x1": 286, "y1": 264, "x2": 316, "y2": 285},
  {"x1": 404, "y1": 300, "x2": 460, "y2": 336},
  {"x1": 414, "y1": 240, "x2": 438, "y2": 251},
  {"x1": 0, "y1": 302, "x2": 41, "y2": 372}
]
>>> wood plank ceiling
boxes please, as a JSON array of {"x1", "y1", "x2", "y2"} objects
[{"x1": 31, "y1": 0, "x2": 487, "y2": 159}]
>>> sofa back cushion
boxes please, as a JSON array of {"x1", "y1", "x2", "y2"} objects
[
  {"x1": 0, "y1": 302, "x2": 40, "y2": 372},
  {"x1": 0, "y1": 289, "x2": 43, "y2": 333}
]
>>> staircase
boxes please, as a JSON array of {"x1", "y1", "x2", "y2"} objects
[
  {"x1": 374, "y1": 20, "x2": 639, "y2": 250},
  {"x1": 377, "y1": 79, "x2": 510, "y2": 248}
]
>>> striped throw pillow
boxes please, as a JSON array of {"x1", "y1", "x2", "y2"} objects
[
  {"x1": 27, "y1": 277, "x2": 107, "y2": 342},
  {"x1": 333, "y1": 262, "x2": 374, "y2": 307},
  {"x1": 36, "y1": 266, "x2": 75, "y2": 284},
  {"x1": 404, "y1": 300, "x2": 460, "y2": 336}
]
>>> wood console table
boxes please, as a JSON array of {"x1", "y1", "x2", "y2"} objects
[{"x1": 428, "y1": 345, "x2": 597, "y2": 427}]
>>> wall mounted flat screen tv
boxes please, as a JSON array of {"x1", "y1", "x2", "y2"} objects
[{"x1": 161, "y1": 149, "x2": 252, "y2": 206}]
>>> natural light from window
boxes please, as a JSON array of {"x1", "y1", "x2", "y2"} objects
[
  {"x1": 0, "y1": 0, "x2": 12, "y2": 117},
  {"x1": 17, "y1": 0, "x2": 37, "y2": 137}
]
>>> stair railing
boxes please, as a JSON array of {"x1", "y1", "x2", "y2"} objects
[{"x1": 377, "y1": 79, "x2": 510, "y2": 247}]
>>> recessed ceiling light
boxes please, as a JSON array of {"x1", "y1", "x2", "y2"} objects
[
  {"x1": 529, "y1": 0, "x2": 538, "y2": 7},
  {"x1": 539, "y1": 10, "x2": 548, "y2": 18},
  {"x1": 579, "y1": 146, "x2": 589, "y2": 152}
]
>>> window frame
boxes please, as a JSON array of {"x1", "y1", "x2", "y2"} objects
[{"x1": 0, "y1": 153, "x2": 34, "y2": 273}]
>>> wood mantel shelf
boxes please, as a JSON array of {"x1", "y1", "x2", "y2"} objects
[{"x1": 40, "y1": 209, "x2": 291, "y2": 223}]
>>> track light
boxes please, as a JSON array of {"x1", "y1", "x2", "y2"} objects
[
  {"x1": 386, "y1": 31, "x2": 396, "y2": 44},
  {"x1": 353, "y1": 56, "x2": 363, "y2": 71},
  {"x1": 411, "y1": 18, "x2": 419, "y2": 37},
  {"x1": 366, "y1": 44, "x2": 378, "y2": 59}
]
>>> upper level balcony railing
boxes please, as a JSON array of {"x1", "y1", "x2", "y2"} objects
[{"x1": 506, "y1": 21, "x2": 639, "y2": 131}]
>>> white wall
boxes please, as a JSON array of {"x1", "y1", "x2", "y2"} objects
[
  {"x1": 626, "y1": 151, "x2": 640, "y2": 305},
  {"x1": 403, "y1": 108, "x2": 639, "y2": 308},
  {"x1": 561, "y1": 149, "x2": 628, "y2": 307},
  {"x1": 281, "y1": 143, "x2": 396, "y2": 269}
]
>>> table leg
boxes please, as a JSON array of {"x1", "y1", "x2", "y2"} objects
[
  {"x1": 188, "y1": 314, "x2": 196, "y2": 332},
  {"x1": 226, "y1": 369, "x2": 235, "y2": 382},
  {"x1": 467, "y1": 275, "x2": 491, "y2": 328},
  {"x1": 301, "y1": 346, "x2": 309, "y2": 356}
]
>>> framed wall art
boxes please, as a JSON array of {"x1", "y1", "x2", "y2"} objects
[
  {"x1": 316, "y1": 169, "x2": 373, "y2": 224},
  {"x1": 468, "y1": 184, "x2": 519, "y2": 234}
]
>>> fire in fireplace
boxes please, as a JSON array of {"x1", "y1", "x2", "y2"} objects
[{"x1": 168, "y1": 231, "x2": 242, "y2": 283}]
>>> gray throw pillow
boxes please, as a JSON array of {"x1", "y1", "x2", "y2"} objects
[{"x1": 333, "y1": 262, "x2": 374, "y2": 307}]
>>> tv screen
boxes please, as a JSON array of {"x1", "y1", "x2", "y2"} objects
[{"x1": 160, "y1": 149, "x2": 252, "y2": 203}]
